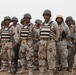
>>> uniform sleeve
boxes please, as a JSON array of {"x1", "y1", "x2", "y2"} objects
[
  {"x1": 18, "y1": 25, "x2": 22, "y2": 33},
  {"x1": 53, "y1": 22, "x2": 60, "y2": 41},
  {"x1": 65, "y1": 25, "x2": 71, "y2": 37},
  {"x1": 31, "y1": 24, "x2": 35, "y2": 38},
  {"x1": 15, "y1": 25, "x2": 21, "y2": 44},
  {"x1": 9, "y1": 26, "x2": 14, "y2": 42}
]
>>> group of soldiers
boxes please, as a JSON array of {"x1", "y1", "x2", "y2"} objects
[{"x1": 0, "y1": 9, "x2": 76, "y2": 75}]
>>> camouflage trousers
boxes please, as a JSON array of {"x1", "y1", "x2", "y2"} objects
[
  {"x1": 71, "y1": 43, "x2": 76, "y2": 74},
  {"x1": 56, "y1": 40, "x2": 68, "y2": 68},
  {"x1": 71, "y1": 54, "x2": 76, "y2": 74},
  {"x1": 19, "y1": 39, "x2": 34, "y2": 70},
  {"x1": 38, "y1": 39, "x2": 56, "y2": 74},
  {"x1": 33, "y1": 40, "x2": 39, "y2": 70},
  {"x1": 0, "y1": 41, "x2": 14, "y2": 66},
  {"x1": 67, "y1": 42, "x2": 75, "y2": 71}
]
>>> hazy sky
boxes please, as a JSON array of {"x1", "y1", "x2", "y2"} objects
[{"x1": 0, "y1": 0, "x2": 76, "y2": 24}]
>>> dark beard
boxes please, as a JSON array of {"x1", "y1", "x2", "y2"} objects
[{"x1": 57, "y1": 22, "x2": 62, "y2": 25}]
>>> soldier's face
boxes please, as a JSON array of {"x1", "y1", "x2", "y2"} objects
[
  {"x1": 67, "y1": 20, "x2": 73, "y2": 25},
  {"x1": 36, "y1": 24, "x2": 41, "y2": 28},
  {"x1": 57, "y1": 18, "x2": 62, "y2": 22},
  {"x1": 56, "y1": 18, "x2": 63, "y2": 24},
  {"x1": 5, "y1": 20, "x2": 10, "y2": 25},
  {"x1": 22, "y1": 21, "x2": 25, "y2": 25},
  {"x1": 24, "y1": 17, "x2": 30, "y2": 23},
  {"x1": 12, "y1": 21, "x2": 17, "y2": 25},
  {"x1": 43, "y1": 14, "x2": 50, "y2": 22}
]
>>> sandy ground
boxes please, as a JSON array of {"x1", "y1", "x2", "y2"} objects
[
  {"x1": 0, "y1": 71, "x2": 71, "y2": 75},
  {"x1": 0, "y1": 70, "x2": 39, "y2": 75}
]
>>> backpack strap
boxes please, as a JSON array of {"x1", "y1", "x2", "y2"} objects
[
  {"x1": 7, "y1": 25, "x2": 13, "y2": 31},
  {"x1": 49, "y1": 21, "x2": 53, "y2": 26}
]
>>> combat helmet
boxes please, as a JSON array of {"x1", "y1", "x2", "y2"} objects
[
  {"x1": 43, "y1": 9, "x2": 51, "y2": 17},
  {"x1": 4, "y1": 16, "x2": 11, "y2": 22},
  {"x1": 12, "y1": 17, "x2": 18, "y2": 22},
  {"x1": 55, "y1": 15, "x2": 64, "y2": 21},
  {"x1": 35, "y1": 19, "x2": 42, "y2": 24},
  {"x1": 24, "y1": 13, "x2": 32, "y2": 19},
  {"x1": 65, "y1": 16, "x2": 73, "y2": 22}
]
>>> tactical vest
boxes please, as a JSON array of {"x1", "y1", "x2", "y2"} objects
[
  {"x1": 20, "y1": 26, "x2": 29, "y2": 40},
  {"x1": 1, "y1": 30, "x2": 11, "y2": 41},
  {"x1": 40, "y1": 21, "x2": 53, "y2": 39}
]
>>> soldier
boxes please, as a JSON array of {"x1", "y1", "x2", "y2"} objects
[
  {"x1": 65, "y1": 16, "x2": 75, "y2": 72},
  {"x1": 20, "y1": 18, "x2": 27, "y2": 69},
  {"x1": 70, "y1": 26, "x2": 76, "y2": 74},
  {"x1": 9, "y1": 17, "x2": 21, "y2": 73},
  {"x1": 20, "y1": 18, "x2": 25, "y2": 26},
  {"x1": 0, "y1": 21, "x2": 5, "y2": 69},
  {"x1": 38, "y1": 9, "x2": 59, "y2": 75},
  {"x1": 33, "y1": 19, "x2": 42, "y2": 70},
  {"x1": 72, "y1": 20, "x2": 75, "y2": 25},
  {"x1": 70, "y1": 32, "x2": 76, "y2": 75},
  {"x1": 17, "y1": 13, "x2": 34, "y2": 75},
  {"x1": 1, "y1": 21, "x2": 5, "y2": 29},
  {"x1": 0, "y1": 16, "x2": 14, "y2": 71},
  {"x1": 55, "y1": 15, "x2": 70, "y2": 75},
  {"x1": 0, "y1": 21, "x2": 5, "y2": 50}
]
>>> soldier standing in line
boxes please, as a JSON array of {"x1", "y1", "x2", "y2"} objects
[
  {"x1": 65, "y1": 16, "x2": 75, "y2": 72},
  {"x1": 0, "y1": 21, "x2": 5, "y2": 50},
  {"x1": 71, "y1": 33, "x2": 76, "y2": 75},
  {"x1": 17, "y1": 13, "x2": 34, "y2": 75},
  {"x1": 0, "y1": 21, "x2": 5, "y2": 69},
  {"x1": 9, "y1": 17, "x2": 21, "y2": 73},
  {"x1": 33, "y1": 19, "x2": 42, "y2": 70},
  {"x1": 70, "y1": 22, "x2": 76, "y2": 74},
  {"x1": 38, "y1": 9, "x2": 60, "y2": 75},
  {"x1": 55, "y1": 15, "x2": 70, "y2": 75},
  {"x1": 0, "y1": 16, "x2": 14, "y2": 71}
]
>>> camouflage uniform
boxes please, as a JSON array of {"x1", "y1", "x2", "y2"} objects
[
  {"x1": 33, "y1": 19, "x2": 42, "y2": 70},
  {"x1": 55, "y1": 15, "x2": 70, "y2": 72},
  {"x1": 56, "y1": 24, "x2": 70, "y2": 68},
  {"x1": 71, "y1": 32, "x2": 76, "y2": 74},
  {"x1": 0, "y1": 21, "x2": 5, "y2": 69},
  {"x1": 18, "y1": 13, "x2": 34, "y2": 75},
  {"x1": 0, "y1": 16, "x2": 14, "y2": 71},
  {"x1": 65, "y1": 16, "x2": 75, "y2": 72},
  {"x1": 11, "y1": 17, "x2": 21, "y2": 46},
  {"x1": 10, "y1": 17, "x2": 21, "y2": 73},
  {"x1": 0, "y1": 29, "x2": 2, "y2": 69},
  {"x1": 0, "y1": 29, "x2": 2, "y2": 52},
  {"x1": 38, "y1": 10, "x2": 59, "y2": 75}
]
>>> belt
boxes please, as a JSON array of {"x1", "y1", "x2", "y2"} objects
[
  {"x1": 40, "y1": 38, "x2": 52, "y2": 40},
  {"x1": 58, "y1": 38, "x2": 66, "y2": 41},
  {"x1": 22, "y1": 39, "x2": 28, "y2": 43},
  {"x1": 2, "y1": 40, "x2": 10, "y2": 42}
]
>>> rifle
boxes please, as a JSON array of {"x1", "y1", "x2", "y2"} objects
[
  {"x1": 10, "y1": 56, "x2": 16, "y2": 74},
  {"x1": 61, "y1": 30, "x2": 67, "y2": 39}
]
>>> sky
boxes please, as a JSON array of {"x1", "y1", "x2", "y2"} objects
[{"x1": 0, "y1": 0, "x2": 76, "y2": 24}]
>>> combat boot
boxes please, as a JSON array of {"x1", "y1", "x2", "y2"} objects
[
  {"x1": 0, "y1": 66, "x2": 6, "y2": 71},
  {"x1": 39, "y1": 73, "x2": 46, "y2": 75},
  {"x1": 28, "y1": 69, "x2": 33, "y2": 75},
  {"x1": 17, "y1": 66, "x2": 25, "y2": 74},
  {"x1": 49, "y1": 71, "x2": 53, "y2": 75},
  {"x1": 60, "y1": 67, "x2": 69, "y2": 75}
]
